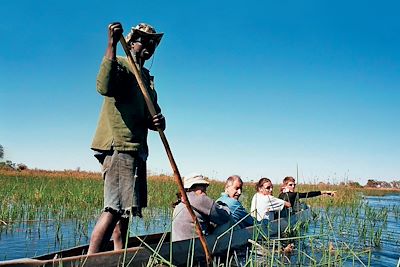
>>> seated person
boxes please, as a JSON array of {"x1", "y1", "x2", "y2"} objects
[
  {"x1": 171, "y1": 173, "x2": 231, "y2": 242},
  {"x1": 250, "y1": 178, "x2": 291, "y2": 222},
  {"x1": 216, "y1": 175, "x2": 254, "y2": 228},
  {"x1": 278, "y1": 176, "x2": 336, "y2": 212}
]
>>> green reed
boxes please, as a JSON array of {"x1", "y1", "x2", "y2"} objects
[
  {"x1": 2, "y1": 170, "x2": 397, "y2": 222},
  {"x1": 1, "y1": 169, "x2": 399, "y2": 266},
  {"x1": 0, "y1": 175, "x2": 102, "y2": 222},
  {"x1": 0, "y1": 172, "x2": 394, "y2": 240}
]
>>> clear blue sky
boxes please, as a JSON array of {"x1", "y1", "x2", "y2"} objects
[{"x1": 1, "y1": 0, "x2": 399, "y2": 185}]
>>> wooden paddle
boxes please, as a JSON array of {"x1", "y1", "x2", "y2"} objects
[{"x1": 119, "y1": 36, "x2": 212, "y2": 266}]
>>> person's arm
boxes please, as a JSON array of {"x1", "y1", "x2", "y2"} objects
[
  {"x1": 267, "y1": 196, "x2": 285, "y2": 211},
  {"x1": 321, "y1": 190, "x2": 336, "y2": 196},
  {"x1": 297, "y1": 191, "x2": 322, "y2": 199},
  {"x1": 96, "y1": 22, "x2": 125, "y2": 96},
  {"x1": 209, "y1": 202, "x2": 231, "y2": 225},
  {"x1": 149, "y1": 113, "x2": 166, "y2": 131},
  {"x1": 146, "y1": 78, "x2": 166, "y2": 131},
  {"x1": 96, "y1": 58, "x2": 120, "y2": 96},
  {"x1": 231, "y1": 202, "x2": 253, "y2": 227},
  {"x1": 104, "y1": 22, "x2": 122, "y2": 61},
  {"x1": 194, "y1": 195, "x2": 230, "y2": 225}
]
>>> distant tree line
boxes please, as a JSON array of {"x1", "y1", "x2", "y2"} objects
[
  {"x1": 339, "y1": 179, "x2": 399, "y2": 188},
  {"x1": 366, "y1": 179, "x2": 400, "y2": 189},
  {"x1": 0, "y1": 144, "x2": 28, "y2": 171}
]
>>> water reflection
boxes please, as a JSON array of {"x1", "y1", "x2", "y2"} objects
[{"x1": 0, "y1": 211, "x2": 170, "y2": 260}]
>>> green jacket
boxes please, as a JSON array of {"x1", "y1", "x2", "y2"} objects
[{"x1": 91, "y1": 56, "x2": 161, "y2": 159}]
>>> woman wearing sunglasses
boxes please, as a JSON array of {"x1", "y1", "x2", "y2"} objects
[
  {"x1": 250, "y1": 178, "x2": 291, "y2": 222},
  {"x1": 279, "y1": 176, "x2": 336, "y2": 212}
]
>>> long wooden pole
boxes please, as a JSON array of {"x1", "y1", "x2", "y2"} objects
[{"x1": 119, "y1": 36, "x2": 212, "y2": 265}]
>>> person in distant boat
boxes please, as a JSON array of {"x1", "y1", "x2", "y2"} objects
[
  {"x1": 250, "y1": 178, "x2": 291, "y2": 222},
  {"x1": 88, "y1": 22, "x2": 165, "y2": 254},
  {"x1": 172, "y1": 173, "x2": 231, "y2": 242},
  {"x1": 278, "y1": 176, "x2": 336, "y2": 212},
  {"x1": 216, "y1": 175, "x2": 254, "y2": 228}
]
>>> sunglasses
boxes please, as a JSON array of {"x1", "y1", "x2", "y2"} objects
[
  {"x1": 264, "y1": 186, "x2": 273, "y2": 190},
  {"x1": 130, "y1": 36, "x2": 156, "y2": 47},
  {"x1": 287, "y1": 183, "x2": 296, "y2": 187}
]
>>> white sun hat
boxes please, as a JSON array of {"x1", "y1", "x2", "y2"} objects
[{"x1": 183, "y1": 173, "x2": 209, "y2": 189}]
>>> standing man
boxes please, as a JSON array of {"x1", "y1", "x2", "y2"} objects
[
  {"x1": 216, "y1": 175, "x2": 254, "y2": 228},
  {"x1": 88, "y1": 22, "x2": 165, "y2": 254}
]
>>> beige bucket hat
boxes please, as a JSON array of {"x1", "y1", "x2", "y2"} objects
[
  {"x1": 125, "y1": 23, "x2": 163, "y2": 47},
  {"x1": 183, "y1": 173, "x2": 210, "y2": 189}
]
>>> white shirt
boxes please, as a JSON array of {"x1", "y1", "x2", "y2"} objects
[{"x1": 250, "y1": 192, "x2": 286, "y2": 221}]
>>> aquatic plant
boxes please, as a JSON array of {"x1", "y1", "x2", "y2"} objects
[{"x1": 1, "y1": 169, "x2": 399, "y2": 266}]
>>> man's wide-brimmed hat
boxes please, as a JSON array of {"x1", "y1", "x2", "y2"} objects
[
  {"x1": 183, "y1": 173, "x2": 209, "y2": 189},
  {"x1": 125, "y1": 23, "x2": 163, "y2": 47}
]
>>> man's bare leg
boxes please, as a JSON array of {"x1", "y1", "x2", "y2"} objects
[
  {"x1": 112, "y1": 217, "x2": 129, "y2": 250},
  {"x1": 88, "y1": 211, "x2": 120, "y2": 254}
]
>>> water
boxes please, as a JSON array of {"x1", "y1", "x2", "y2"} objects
[
  {"x1": 0, "y1": 213, "x2": 170, "y2": 261},
  {"x1": 0, "y1": 219, "x2": 93, "y2": 260},
  {"x1": 361, "y1": 195, "x2": 400, "y2": 266},
  {"x1": 301, "y1": 194, "x2": 400, "y2": 266},
  {"x1": 0, "y1": 195, "x2": 399, "y2": 266}
]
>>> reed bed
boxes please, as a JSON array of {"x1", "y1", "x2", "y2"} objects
[
  {"x1": 0, "y1": 168, "x2": 396, "y2": 235},
  {"x1": 0, "y1": 168, "x2": 399, "y2": 266}
]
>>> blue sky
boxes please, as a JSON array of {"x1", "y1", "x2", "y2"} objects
[{"x1": 1, "y1": 0, "x2": 399, "y2": 185}]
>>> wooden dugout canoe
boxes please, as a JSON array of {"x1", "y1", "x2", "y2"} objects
[{"x1": 0, "y1": 207, "x2": 310, "y2": 267}]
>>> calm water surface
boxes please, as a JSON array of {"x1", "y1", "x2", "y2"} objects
[
  {"x1": 359, "y1": 195, "x2": 400, "y2": 266},
  {"x1": 305, "y1": 194, "x2": 400, "y2": 266},
  {"x1": 0, "y1": 214, "x2": 169, "y2": 260}
]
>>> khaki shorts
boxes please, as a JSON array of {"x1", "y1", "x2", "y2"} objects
[{"x1": 100, "y1": 150, "x2": 147, "y2": 217}]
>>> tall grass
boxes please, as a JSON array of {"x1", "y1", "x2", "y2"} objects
[
  {"x1": 1, "y1": 168, "x2": 399, "y2": 265},
  {"x1": 1, "y1": 168, "x2": 397, "y2": 225}
]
